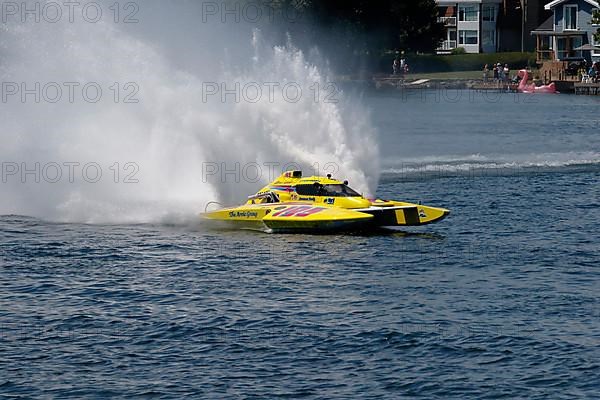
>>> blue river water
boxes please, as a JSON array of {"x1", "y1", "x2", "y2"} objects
[{"x1": 1, "y1": 91, "x2": 600, "y2": 398}]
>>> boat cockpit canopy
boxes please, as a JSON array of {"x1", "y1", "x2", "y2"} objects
[
  {"x1": 296, "y1": 183, "x2": 361, "y2": 197},
  {"x1": 248, "y1": 192, "x2": 280, "y2": 204}
]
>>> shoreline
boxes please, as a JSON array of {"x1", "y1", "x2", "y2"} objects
[
  {"x1": 336, "y1": 74, "x2": 579, "y2": 93},
  {"x1": 338, "y1": 76, "x2": 514, "y2": 91}
]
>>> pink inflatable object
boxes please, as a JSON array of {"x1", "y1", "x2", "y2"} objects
[{"x1": 517, "y1": 69, "x2": 558, "y2": 94}]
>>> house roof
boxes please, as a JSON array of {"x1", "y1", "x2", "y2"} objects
[
  {"x1": 533, "y1": 15, "x2": 554, "y2": 31},
  {"x1": 544, "y1": 0, "x2": 600, "y2": 10},
  {"x1": 531, "y1": 14, "x2": 589, "y2": 35},
  {"x1": 531, "y1": 30, "x2": 587, "y2": 35}
]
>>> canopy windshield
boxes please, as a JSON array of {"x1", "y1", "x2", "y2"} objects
[{"x1": 296, "y1": 184, "x2": 361, "y2": 197}]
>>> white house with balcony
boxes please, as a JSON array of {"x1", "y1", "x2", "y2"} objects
[{"x1": 436, "y1": 0, "x2": 504, "y2": 53}]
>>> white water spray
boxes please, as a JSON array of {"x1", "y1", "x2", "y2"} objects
[{"x1": 0, "y1": 1, "x2": 379, "y2": 223}]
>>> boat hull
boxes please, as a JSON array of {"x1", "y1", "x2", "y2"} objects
[{"x1": 202, "y1": 201, "x2": 449, "y2": 233}]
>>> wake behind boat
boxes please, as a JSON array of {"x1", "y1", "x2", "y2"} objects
[{"x1": 201, "y1": 171, "x2": 449, "y2": 232}]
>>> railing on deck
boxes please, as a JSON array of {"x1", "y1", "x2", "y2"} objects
[
  {"x1": 437, "y1": 16, "x2": 457, "y2": 26},
  {"x1": 536, "y1": 49, "x2": 554, "y2": 63},
  {"x1": 437, "y1": 40, "x2": 457, "y2": 51}
]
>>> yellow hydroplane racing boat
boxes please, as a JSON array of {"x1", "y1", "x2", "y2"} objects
[{"x1": 202, "y1": 171, "x2": 449, "y2": 232}]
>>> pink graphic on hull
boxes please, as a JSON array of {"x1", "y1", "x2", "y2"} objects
[{"x1": 271, "y1": 206, "x2": 325, "y2": 218}]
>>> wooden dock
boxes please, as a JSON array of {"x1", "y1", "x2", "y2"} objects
[
  {"x1": 471, "y1": 82, "x2": 519, "y2": 92},
  {"x1": 574, "y1": 82, "x2": 600, "y2": 95}
]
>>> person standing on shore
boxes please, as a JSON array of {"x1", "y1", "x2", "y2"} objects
[
  {"x1": 497, "y1": 63, "x2": 504, "y2": 82},
  {"x1": 483, "y1": 64, "x2": 489, "y2": 82},
  {"x1": 587, "y1": 64, "x2": 595, "y2": 83},
  {"x1": 503, "y1": 64, "x2": 511, "y2": 90},
  {"x1": 393, "y1": 57, "x2": 400, "y2": 75},
  {"x1": 493, "y1": 64, "x2": 499, "y2": 82}
]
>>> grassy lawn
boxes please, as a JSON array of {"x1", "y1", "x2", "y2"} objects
[
  {"x1": 407, "y1": 69, "x2": 540, "y2": 81},
  {"x1": 407, "y1": 70, "x2": 484, "y2": 80}
]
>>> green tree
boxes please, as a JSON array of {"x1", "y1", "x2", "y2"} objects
[
  {"x1": 593, "y1": 9, "x2": 600, "y2": 43},
  {"x1": 304, "y1": 0, "x2": 445, "y2": 53},
  {"x1": 255, "y1": 0, "x2": 445, "y2": 72}
]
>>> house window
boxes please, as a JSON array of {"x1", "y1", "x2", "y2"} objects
[
  {"x1": 482, "y1": 30, "x2": 496, "y2": 47},
  {"x1": 482, "y1": 5, "x2": 496, "y2": 22},
  {"x1": 459, "y1": 6, "x2": 478, "y2": 22},
  {"x1": 459, "y1": 30, "x2": 478, "y2": 45},
  {"x1": 573, "y1": 36, "x2": 583, "y2": 57},
  {"x1": 540, "y1": 36, "x2": 553, "y2": 51},
  {"x1": 564, "y1": 5, "x2": 578, "y2": 30}
]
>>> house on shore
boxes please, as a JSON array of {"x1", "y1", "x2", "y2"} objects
[
  {"x1": 435, "y1": 0, "x2": 552, "y2": 53},
  {"x1": 436, "y1": 0, "x2": 504, "y2": 53},
  {"x1": 531, "y1": 0, "x2": 600, "y2": 63}
]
